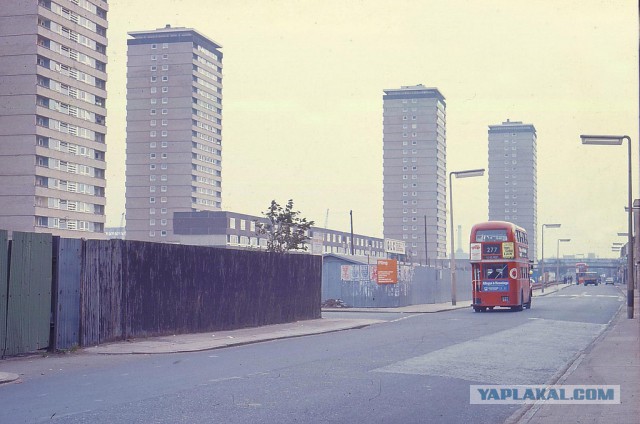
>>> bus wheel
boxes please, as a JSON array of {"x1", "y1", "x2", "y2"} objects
[
  {"x1": 512, "y1": 291, "x2": 524, "y2": 311},
  {"x1": 473, "y1": 307, "x2": 481, "y2": 312}
]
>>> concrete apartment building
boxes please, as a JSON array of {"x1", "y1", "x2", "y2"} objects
[
  {"x1": 125, "y1": 26, "x2": 223, "y2": 242},
  {"x1": 382, "y1": 85, "x2": 447, "y2": 264},
  {"x1": 488, "y1": 119, "x2": 537, "y2": 261},
  {"x1": 0, "y1": 0, "x2": 109, "y2": 237}
]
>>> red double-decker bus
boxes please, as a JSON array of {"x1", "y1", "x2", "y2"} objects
[
  {"x1": 575, "y1": 262, "x2": 588, "y2": 285},
  {"x1": 469, "y1": 221, "x2": 532, "y2": 312}
]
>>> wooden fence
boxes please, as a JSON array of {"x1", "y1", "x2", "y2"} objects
[{"x1": 1, "y1": 233, "x2": 322, "y2": 357}]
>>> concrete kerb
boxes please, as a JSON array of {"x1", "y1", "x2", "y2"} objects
[
  {"x1": 505, "y1": 285, "x2": 633, "y2": 424},
  {"x1": 83, "y1": 318, "x2": 384, "y2": 355},
  {"x1": 0, "y1": 372, "x2": 19, "y2": 385}
]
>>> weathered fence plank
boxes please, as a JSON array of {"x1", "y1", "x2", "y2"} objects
[
  {"x1": 0, "y1": 230, "x2": 8, "y2": 355},
  {"x1": 52, "y1": 237, "x2": 83, "y2": 351},
  {"x1": 4, "y1": 232, "x2": 52, "y2": 356}
]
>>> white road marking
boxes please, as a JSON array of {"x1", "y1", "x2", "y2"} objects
[{"x1": 373, "y1": 319, "x2": 605, "y2": 385}]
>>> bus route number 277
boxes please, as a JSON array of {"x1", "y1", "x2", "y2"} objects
[{"x1": 483, "y1": 244, "x2": 501, "y2": 258}]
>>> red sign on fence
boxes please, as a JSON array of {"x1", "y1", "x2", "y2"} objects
[{"x1": 376, "y1": 259, "x2": 398, "y2": 284}]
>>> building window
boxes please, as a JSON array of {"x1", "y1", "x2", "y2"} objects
[
  {"x1": 150, "y1": 120, "x2": 157, "y2": 126},
  {"x1": 150, "y1": 109, "x2": 157, "y2": 115},
  {"x1": 162, "y1": 43, "x2": 169, "y2": 49},
  {"x1": 230, "y1": 217, "x2": 236, "y2": 229},
  {"x1": 151, "y1": 44, "x2": 157, "y2": 49},
  {"x1": 151, "y1": 87, "x2": 157, "y2": 93},
  {"x1": 150, "y1": 76, "x2": 157, "y2": 82},
  {"x1": 150, "y1": 197, "x2": 156, "y2": 203}
]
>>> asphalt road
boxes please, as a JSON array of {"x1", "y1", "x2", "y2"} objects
[{"x1": 0, "y1": 284, "x2": 624, "y2": 424}]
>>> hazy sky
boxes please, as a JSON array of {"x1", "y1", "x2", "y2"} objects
[{"x1": 104, "y1": 0, "x2": 638, "y2": 258}]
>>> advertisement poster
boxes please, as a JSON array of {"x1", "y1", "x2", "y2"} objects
[
  {"x1": 502, "y1": 242, "x2": 515, "y2": 259},
  {"x1": 377, "y1": 259, "x2": 398, "y2": 284}
]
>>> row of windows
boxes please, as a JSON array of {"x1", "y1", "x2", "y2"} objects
[
  {"x1": 150, "y1": 43, "x2": 170, "y2": 49},
  {"x1": 37, "y1": 116, "x2": 104, "y2": 143},
  {"x1": 195, "y1": 187, "x2": 221, "y2": 197},
  {"x1": 149, "y1": 207, "x2": 168, "y2": 214},
  {"x1": 194, "y1": 130, "x2": 221, "y2": 145},
  {"x1": 196, "y1": 44, "x2": 220, "y2": 62},
  {"x1": 150, "y1": 75, "x2": 169, "y2": 82},
  {"x1": 149, "y1": 219, "x2": 168, "y2": 226},
  {"x1": 38, "y1": 75, "x2": 105, "y2": 107},
  {"x1": 194, "y1": 197, "x2": 220, "y2": 207},
  {"x1": 193, "y1": 142, "x2": 221, "y2": 155},
  {"x1": 193, "y1": 65, "x2": 222, "y2": 83},
  {"x1": 150, "y1": 65, "x2": 169, "y2": 71},
  {"x1": 36, "y1": 176, "x2": 103, "y2": 196},
  {"x1": 150, "y1": 86, "x2": 169, "y2": 94},
  {"x1": 195, "y1": 54, "x2": 221, "y2": 73},
  {"x1": 149, "y1": 230, "x2": 168, "y2": 237},
  {"x1": 42, "y1": 197, "x2": 100, "y2": 214},
  {"x1": 193, "y1": 76, "x2": 221, "y2": 93},
  {"x1": 193, "y1": 97, "x2": 221, "y2": 114},
  {"x1": 37, "y1": 56, "x2": 106, "y2": 90},
  {"x1": 194, "y1": 153, "x2": 221, "y2": 166},
  {"x1": 193, "y1": 108, "x2": 221, "y2": 124},
  {"x1": 193, "y1": 87, "x2": 221, "y2": 104},
  {"x1": 37, "y1": 96, "x2": 104, "y2": 124},
  {"x1": 37, "y1": 156, "x2": 104, "y2": 178},
  {"x1": 149, "y1": 175, "x2": 168, "y2": 182},
  {"x1": 150, "y1": 54, "x2": 169, "y2": 61},
  {"x1": 149, "y1": 141, "x2": 168, "y2": 148},
  {"x1": 36, "y1": 216, "x2": 103, "y2": 232},
  {"x1": 38, "y1": 136, "x2": 104, "y2": 161},
  {"x1": 150, "y1": 119, "x2": 168, "y2": 126},
  {"x1": 196, "y1": 175, "x2": 221, "y2": 187}
]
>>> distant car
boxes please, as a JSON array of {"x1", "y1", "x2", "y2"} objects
[{"x1": 605, "y1": 277, "x2": 614, "y2": 285}]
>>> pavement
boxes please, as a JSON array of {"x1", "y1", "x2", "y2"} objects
[{"x1": 510, "y1": 284, "x2": 640, "y2": 424}]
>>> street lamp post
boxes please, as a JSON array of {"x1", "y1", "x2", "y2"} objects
[
  {"x1": 556, "y1": 238, "x2": 571, "y2": 288},
  {"x1": 541, "y1": 223, "x2": 561, "y2": 293},
  {"x1": 581, "y1": 134, "x2": 634, "y2": 318},
  {"x1": 449, "y1": 168, "x2": 485, "y2": 306}
]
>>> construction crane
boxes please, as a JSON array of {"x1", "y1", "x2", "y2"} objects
[{"x1": 119, "y1": 212, "x2": 125, "y2": 239}]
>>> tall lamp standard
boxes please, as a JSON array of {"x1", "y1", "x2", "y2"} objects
[
  {"x1": 581, "y1": 134, "x2": 634, "y2": 318},
  {"x1": 449, "y1": 168, "x2": 485, "y2": 305},
  {"x1": 540, "y1": 223, "x2": 561, "y2": 293},
  {"x1": 556, "y1": 238, "x2": 571, "y2": 288}
]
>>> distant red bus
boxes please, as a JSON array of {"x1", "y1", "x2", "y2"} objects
[
  {"x1": 575, "y1": 262, "x2": 588, "y2": 285},
  {"x1": 470, "y1": 221, "x2": 532, "y2": 312}
]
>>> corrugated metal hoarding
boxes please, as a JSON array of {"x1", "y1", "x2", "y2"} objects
[{"x1": 3, "y1": 232, "x2": 52, "y2": 357}]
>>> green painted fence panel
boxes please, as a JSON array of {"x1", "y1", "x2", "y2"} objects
[
  {"x1": 0, "y1": 230, "x2": 8, "y2": 356},
  {"x1": 4, "y1": 232, "x2": 52, "y2": 356}
]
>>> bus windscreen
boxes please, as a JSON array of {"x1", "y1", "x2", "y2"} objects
[
  {"x1": 475, "y1": 229, "x2": 508, "y2": 242},
  {"x1": 483, "y1": 263, "x2": 508, "y2": 279}
]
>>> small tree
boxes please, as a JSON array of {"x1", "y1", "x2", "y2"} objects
[{"x1": 255, "y1": 199, "x2": 314, "y2": 253}]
